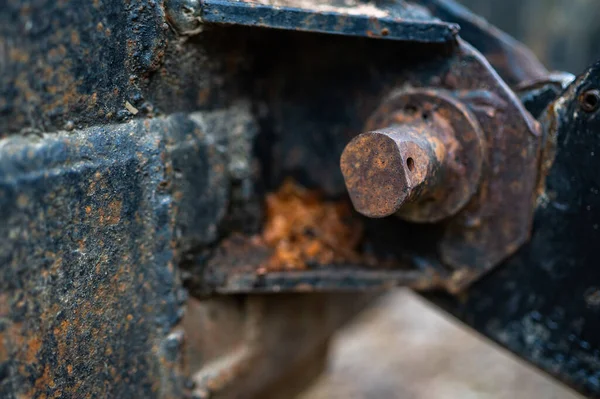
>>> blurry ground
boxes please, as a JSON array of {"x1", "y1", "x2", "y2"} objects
[{"x1": 300, "y1": 290, "x2": 581, "y2": 399}]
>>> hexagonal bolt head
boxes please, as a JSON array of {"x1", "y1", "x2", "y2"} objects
[{"x1": 340, "y1": 125, "x2": 444, "y2": 218}]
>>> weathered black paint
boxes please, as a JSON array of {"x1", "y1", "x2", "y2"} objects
[
  {"x1": 0, "y1": 0, "x2": 168, "y2": 134},
  {"x1": 201, "y1": 0, "x2": 459, "y2": 43},
  {"x1": 2, "y1": 0, "x2": 599, "y2": 397},
  {"x1": 0, "y1": 109, "x2": 257, "y2": 398},
  {"x1": 0, "y1": 119, "x2": 186, "y2": 398},
  {"x1": 427, "y1": 62, "x2": 600, "y2": 397}
]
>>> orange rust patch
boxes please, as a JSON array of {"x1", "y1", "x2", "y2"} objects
[
  {"x1": 9, "y1": 48, "x2": 29, "y2": 63},
  {"x1": 261, "y1": 179, "x2": 363, "y2": 271},
  {"x1": 0, "y1": 336, "x2": 7, "y2": 363},
  {"x1": 99, "y1": 200, "x2": 122, "y2": 225},
  {"x1": 24, "y1": 337, "x2": 42, "y2": 363},
  {"x1": 70, "y1": 30, "x2": 80, "y2": 46},
  {"x1": 0, "y1": 293, "x2": 8, "y2": 318}
]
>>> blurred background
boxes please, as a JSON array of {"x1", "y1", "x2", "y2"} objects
[
  {"x1": 301, "y1": 1, "x2": 600, "y2": 398},
  {"x1": 460, "y1": 0, "x2": 600, "y2": 74}
]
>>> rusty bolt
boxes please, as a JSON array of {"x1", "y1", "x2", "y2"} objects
[
  {"x1": 341, "y1": 89, "x2": 485, "y2": 223},
  {"x1": 341, "y1": 125, "x2": 445, "y2": 218}
]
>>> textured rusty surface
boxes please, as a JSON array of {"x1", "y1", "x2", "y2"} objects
[
  {"x1": 341, "y1": 127, "x2": 433, "y2": 219},
  {"x1": 0, "y1": 0, "x2": 260, "y2": 136},
  {"x1": 437, "y1": 41, "x2": 541, "y2": 287},
  {"x1": 0, "y1": 118, "x2": 188, "y2": 398},
  {"x1": 0, "y1": 0, "x2": 564, "y2": 397},
  {"x1": 199, "y1": 180, "x2": 445, "y2": 293},
  {"x1": 200, "y1": 0, "x2": 460, "y2": 43},
  {"x1": 261, "y1": 180, "x2": 364, "y2": 271},
  {"x1": 1, "y1": 0, "x2": 167, "y2": 134},
  {"x1": 342, "y1": 88, "x2": 484, "y2": 222},
  {"x1": 0, "y1": 103, "x2": 259, "y2": 398},
  {"x1": 179, "y1": 31, "x2": 541, "y2": 294}
]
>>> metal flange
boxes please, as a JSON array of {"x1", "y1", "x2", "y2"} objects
[{"x1": 341, "y1": 88, "x2": 485, "y2": 223}]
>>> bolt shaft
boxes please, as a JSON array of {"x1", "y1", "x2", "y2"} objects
[{"x1": 341, "y1": 122, "x2": 447, "y2": 219}]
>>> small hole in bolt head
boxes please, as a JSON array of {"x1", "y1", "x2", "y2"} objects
[
  {"x1": 421, "y1": 111, "x2": 430, "y2": 120},
  {"x1": 580, "y1": 89, "x2": 600, "y2": 112},
  {"x1": 407, "y1": 157, "x2": 415, "y2": 172}
]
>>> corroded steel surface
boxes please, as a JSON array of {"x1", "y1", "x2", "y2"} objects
[
  {"x1": 427, "y1": 61, "x2": 600, "y2": 398},
  {"x1": 437, "y1": 41, "x2": 541, "y2": 287},
  {"x1": 1, "y1": 0, "x2": 169, "y2": 134},
  {"x1": 341, "y1": 127, "x2": 436, "y2": 219},
  {"x1": 0, "y1": 105, "x2": 257, "y2": 398},
  {"x1": 0, "y1": 0, "x2": 579, "y2": 397},
  {"x1": 0, "y1": 119, "x2": 188, "y2": 398},
  {"x1": 200, "y1": 0, "x2": 460, "y2": 43},
  {"x1": 342, "y1": 89, "x2": 484, "y2": 222}
]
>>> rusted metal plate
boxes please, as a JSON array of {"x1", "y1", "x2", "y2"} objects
[
  {"x1": 200, "y1": 0, "x2": 460, "y2": 43},
  {"x1": 195, "y1": 33, "x2": 540, "y2": 293},
  {"x1": 0, "y1": 106, "x2": 256, "y2": 397},
  {"x1": 0, "y1": 119, "x2": 188, "y2": 398},
  {"x1": 348, "y1": 88, "x2": 485, "y2": 222},
  {"x1": 436, "y1": 41, "x2": 541, "y2": 289}
]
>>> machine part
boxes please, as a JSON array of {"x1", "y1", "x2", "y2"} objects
[
  {"x1": 427, "y1": 60, "x2": 600, "y2": 398},
  {"x1": 2, "y1": 0, "x2": 595, "y2": 397},
  {"x1": 195, "y1": 36, "x2": 540, "y2": 294},
  {"x1": 199, "y1": 0, "x2": 460, "y2": 43},
  {"x1": 0, "y1": 118, "x2": 191, "y2": 399},
  {"x1": 341, "y1": 88, "x2": 484, "y2": 222},
  {"x1": 341, "y1": 126, "x2": 455, "y2": 220},
  {"x1": 199, "y1": 180, "x2": 447, "y2": 294},
  {"x1": 517, "y1": 72, "x2": 576, "y2": 119}
]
